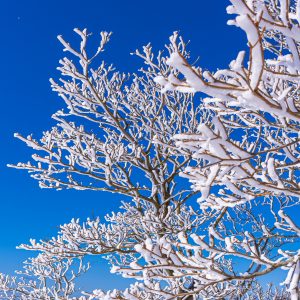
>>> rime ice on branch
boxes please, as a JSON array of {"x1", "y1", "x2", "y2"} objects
[{"x1": 155, "y1": 0, "x2": 300, "y2": 297}]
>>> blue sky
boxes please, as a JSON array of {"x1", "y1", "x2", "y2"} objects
[{"x1": 0, "y1": 0, "x2": 246, "y2": 292}]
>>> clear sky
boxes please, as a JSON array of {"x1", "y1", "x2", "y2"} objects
[{"x1": 0, "y1": 0, "x2": 246, "y2": 292}]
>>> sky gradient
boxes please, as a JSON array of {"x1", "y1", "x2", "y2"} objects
[{"x1": 0, "y1": 0, "x2": 245, "y2": 291}]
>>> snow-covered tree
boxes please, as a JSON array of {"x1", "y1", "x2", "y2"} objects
[
  {"x1": 0, "y1": 254, "x2": 89, "y2": 299},
  {"x1": 2, "y1": 0, "x2": 300, "y2": 299}
]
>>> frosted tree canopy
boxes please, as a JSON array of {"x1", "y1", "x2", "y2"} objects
[{"x1": 1, "y1": 0, "x2": 300, "y2": 299}]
